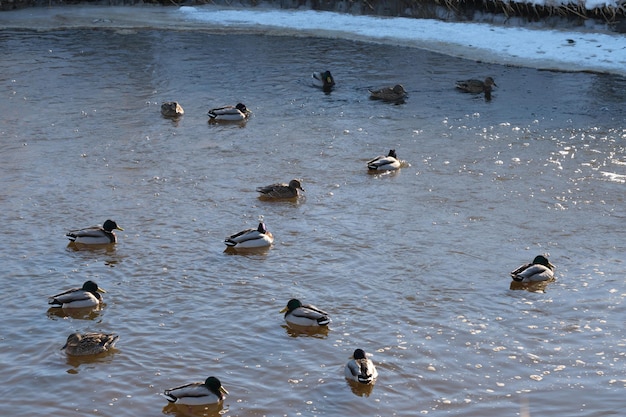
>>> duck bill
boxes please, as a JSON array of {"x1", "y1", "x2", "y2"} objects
[
  {"x1": 279, "y1": 306, "x2": 288, "y2": 313},
  {"x1": 219, "y1": 386, "x2": 229, "y2": 396},
  {"x1": 97, "y1": 287, "x2": 107, "y2": 293},
  {"x1": 116, "y1": 226, "x2": 124, "y2": 231}
]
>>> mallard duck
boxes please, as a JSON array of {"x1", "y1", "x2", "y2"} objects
[
  {"x1": 456, "y1": 77, "x2": 497, "y2": 100},
  {"x1": 61, "y1": 332, "x2": 119, "y2": 356},
  {"x1": 369, "y1": 84, "x2": 407, "y2": 102},
  {"x1": 48, "y1": 280, "x2": 106, "y2": 309},
  {"x1": 256, "y1": 179, "x2": 304, "y2": 199},
  {"x1": 164, "y1": 376, "x2": 229, "y2": 405},
  {"x1": 208, "y1": 103, "x2": 251, "y2": 122},
  {"x1": 510, "y1": 255, "x2": 555, "y2": 282},
  {"x1": 312, "y1": 71, "x2": 335, "y2": 92},
  {"x1": 345, "y1": 348, "x2": 378, "y2": 385},
  {"x1": 161, "y1": 101, "x2": 184, "y2": 118},
  {"x1": 66, "y1": 219, "x2": 123, "y2": 245},
  {"x1": 280, "y1": 298, "x2": 331, "y2": 327},
  {"x1": 225, "y1": 222, "x2": 274, "y2": 248},
  {"x1": 367, "y1": 149, "x2": 401, "y2": 171}
]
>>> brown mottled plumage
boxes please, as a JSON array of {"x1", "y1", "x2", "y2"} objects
[
  {"x1": 61, "y1": 332, "x2": 119, "y2": 356},
  {"x1": 456, "y1": 77, "x2": 497, "y2": 100},
  {"x1": 369, "y1": 84, "x2": 407, "y2": 102},
  {"x1": 256, "y1": 179, "x2": 304, "y2": 199}
]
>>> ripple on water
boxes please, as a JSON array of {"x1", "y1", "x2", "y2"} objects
[{"x1": 0, "y1": 22, "x2": 625, "y2": 417}]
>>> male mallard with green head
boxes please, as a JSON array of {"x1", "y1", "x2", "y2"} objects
[
  {"x1": 208, "y1": 103, "x2": 251, "y2": 122},
  {"x1": 345, "y1": 348, "x2": 378, "y2": 385},
  {"x1": 66, "y1": 219, "x2": 123, "y2": 245},
  {"x1": 48, "y1": 280, "x2": 106, "y2": 309},
  {"x1": 224, "y1": 222, "x2": 274, "y2": 249},
  {"x1": 367, "y1": 149, "x2": 401, "y2": 171},
  {"x1": 280, "y1": 298, "x2": 331, "y2": 327},
  {"x1": 312, "y1": 70, "x2": 335, "y2": 92},
  {"x1": 164, "y1": 376, "x2": 229, "y2": 405},
  {"x1": 510, "y1": 255, "x2": 555, "y2": 282}
]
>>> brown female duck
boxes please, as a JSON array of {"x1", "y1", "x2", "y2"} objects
[
  {"x1": 455, "y1": 77, "x2": 497, "y2": 100},
  {"x1": 369, "y1": 84, "x2": 407, "y2": 102},
  {"x1": 256, "y1": 179, "x2": 304, "y2": 199}
]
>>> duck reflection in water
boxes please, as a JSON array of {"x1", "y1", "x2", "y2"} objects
[
  {"x1": 346, "y1": 378, "x2": 376, "y2": 397},
  {"x1": 162, "y1": 402, "x2": 225, "y2": 417},
  {"x1": 47, "y1": 305, "x2": 103, "y2": 320},
  {"x1": 281, "y1": 323, "x2": 330, "y2": 338},
  {"x1": 509, "y1": 280, "x2": 552, "y2": 293}
]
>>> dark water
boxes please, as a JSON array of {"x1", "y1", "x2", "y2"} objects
[{"x1": 1, "y1": 14, "x2": 626, "y2": 417}]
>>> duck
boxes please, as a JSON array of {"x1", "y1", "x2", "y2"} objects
[
  {"x1": 369, "y1": 84, "x2": 407, "y2": 102},
  {"x1": 256, "y1": 179, "x2": 304, "y2": 199},
  {"x1": 61, "y1": 332, "x2": 119, "y2": 356},
  {"x1": 280, "y1": 298, "x2": 331, "y2": 327},
  {"x1": 312, "y1": 71, "x2": 335, "y2": 92},
  {"x1": 164, "y1": 376, "x2": 229, "y2": 405},
  {"x1": 345, "y1": 348, "x2": 378, "y2": 385},
  {"x1": 510, "y1": 255, "x2": 555, "y2": 282},
  {"x1": 224, "y1": 222, "x2": 274, "y2": 249},
  {"x1": 160, "y1": 101, "x2": 184, "y2": 118},
  {"x1": 455, "y1": 77, "x2": 497, "y2": 100},
  {"x1": 66, "y1": 219, "x2": 124, "y2": 245},
  {"x1": 208, "y1": 103, "x2": 251, "y2": 122},
  {"x1": 367, "y1": 149, "x2": 401, "y2": 171},
  {"x1": 48, "y1": 280, "x2": 106, "y2": 309}
]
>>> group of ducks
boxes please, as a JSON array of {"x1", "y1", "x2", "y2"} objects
[
  {"x1": 223, "y1": 147, "x2": 409, "y2": 250},
  {"x1": 279, "y1": 298, "x2": 378, "y2": 384},
  {"x1": 49, "y1": 282, "x2": 377, "y2": 405},
  {"x1": 222, "y1": 179, "x2": 304, "y2": 249},
  {"x1": 61, "y1": 70, "x2": 530, "y2": 407},
  {"x1": 159, "y1": 71, "x2": 497, "y2": 120},
  {"x1": 222, "y1": 152, "x2": 406, "y2": 251},
  {"x1": 53, "y1": 204, "x2": 555, "y2": 403},
  {"x1": 56, "y1": 200, "x2": 384, "y2": 406},
  {"x1": 160, "y1": 101, "x2": 252, "y2": 122},
  {"x1": 310, "y1": 70, "x2": 497, "y2": 102}
]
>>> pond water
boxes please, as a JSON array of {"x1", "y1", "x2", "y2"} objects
[{"x1": 0, "y1": 7, "x2": 625, "y2": 417}]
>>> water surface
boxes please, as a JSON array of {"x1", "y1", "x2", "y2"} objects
[{"x1": 1, "y1": 17, "x2": 625, "y2": 417}]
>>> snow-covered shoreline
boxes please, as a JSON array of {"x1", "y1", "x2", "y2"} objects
[{"x1": 1, "y1": 4, "x2": 625, "y2": 77}]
